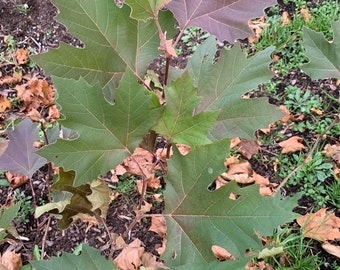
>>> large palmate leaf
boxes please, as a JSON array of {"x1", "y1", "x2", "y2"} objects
[
  {"x1": 30, "y1": 244, "x2": 116, "y2": 270},
  {"x1": 165, "y1": 0, "x2": 277, "y2": 43},
  {"x1": 302, "y1": 20, "x2": 340, "y2": 79},
  {"x1": 38, "y1": 71, "x2": 161, "y2": 185},
  {"x1": 187, "y1": 37, "x2": 282, "y2": 140},
  {"x1": 31, "y1": 0, "x2": 176, "y2": 97},
  {"x1": 0, "y1": 118, "x2": 47, "y2": 177},
  {"x1": 163, "y1": 141, "x2": 298, "y2": 267},
  {"x1": 153, "y1": 72, "x2": 218, "y2": 146}
]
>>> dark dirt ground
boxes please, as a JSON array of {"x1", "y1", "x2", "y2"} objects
[{"x1": 0, "y1": 0, "x2": 339, "y2": 269}]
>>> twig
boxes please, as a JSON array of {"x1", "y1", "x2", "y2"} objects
[
  {"x1": 40, "y1": 216, "x2": 51, "y2": 260},
  {"x1": 273, "y1": 114, "x2": 339, "y2": 196}
]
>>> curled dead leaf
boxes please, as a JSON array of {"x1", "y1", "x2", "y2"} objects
[
  {"x1": 281, "y1": 11, "x2": 291, "y2": 25},
  {"x1": 16, "y1": 48, "x2": 29, "y2": 64},
  {"x1": 0, "y1": 250, "x2": 22, "y2": 270},
  {"x1": 279, "y1": 105, "x2": 291, "y2": 123},
  {"x1": 0, "y1": 95, "x2": 11, "y2": 112},
  {"x1": 322, "y1": 242, "x2": 340, "y2": 259},
  {"x1": 113, "y1": 238, "x2": 144, "y2": 270},
  {"x1": 211, "y1": 245, "x2": 235, "y2": 261},
  {"x1": 300, "y1": 8, "x2": 311, "y2": 23},
  {"x1": 5, "y1": 172, "x2": 29, "y2": 188},
  {"x1": 237, "y1": 140, "x2": 260, "y2": 159},
  {"x1": 278, "y1": 136, "x2": 305, "y2": 154},
  {"x1": 230, "y1": 137, "x2": 241, "y2": 148},
  {"x1": 296, "y1": 208, "x2": 340, "y2": 242},
  {"x1": 149, "y1": 216, "x2": 166, "y2": 238}
]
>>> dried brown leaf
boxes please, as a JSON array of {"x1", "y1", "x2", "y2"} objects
[
  {"x1": 113, "y1": 238, "x2": 144, "y2": 270},
  {"x1": 0, "y1": 250, "x2": 22, "y2": 270},
  {"x1": 5, "y1": 171, "x2": 29, "y2": 188},
  {"x1": 16, "y1": 48, "x2": 29, "y2": 64},
  {"x1": 149, "y1": 216, "x2": 166, "y2": 238},
  {"x1": 279, "y1": 105, "x2": 291, "y2": 123},
  {"x1": 281, "y1": 11, "x2": 291, "y2": 25},
  {"x1": 230, "y1": 137, "x2": 241, "y2": 148},
  {"x1": 323, "y1": 144, "x2": 340, "y2": 164},
  {"x1": 297, "y1": 208, "x2": 340, "y2": 242},
  {"x1": 300, "y1": 8, "x2": 311, "y2": 23},
  {"x1": 211, "y1": 245, "x2": 235, "y2": 261},
  {"x1": 238, "y1": 140, "x2": 260, "y2": 159},
  {"x1": 322, "y1": 242, "x2": 340, "y2": 259},
  {"x1": 278, "y1": 136, "x2": 305, "y2": 154},
  {"x1": 0, "y1": 95, "x2": 11, "y2": 112}
]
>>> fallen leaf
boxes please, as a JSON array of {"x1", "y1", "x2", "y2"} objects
[
  {"x1": 290, "y1": 113, "x2": 305, "y2": 122},
  {"x1": 279, "y1": 105, "x2": 291, "y2": 123},
  {"x1": 237, "y1": 140, "x2": 260, "y2": 159},
  {"x1": 221, "y1": 160, "x2": 254, "y2": 184},
  {"x1": 281, "y1": 11, "x2": 291, "y2": 25},
  {"x1": 133, "y1": 201, "x2": 152, "y2": 217},
  {"x1": 113, "y1": 238, "x2": 144, "y2": 270},
  {"x1": 149, "y1": 216, "x2": 166, "y2": 238},
  {"x1": 297, "y1": 208, "x2": 340, "y2": 242},
  {"x1": 322, "y1": 242, "x2": 340, "y2": 259},
  {"x1": 147, "y1": 174, "x2": 161, "y2": 189},
  {"x1": 156, "y1": 238, "x2": 166, "y2": 256},
  {"x1": 140, "y1": 252, "x2": 158, "y2": 269},
  {"x1": 215, "y1": 175, "x2": 229, "y2": 189},
  {"x1": 311, "y1": 107, "x2": 323, "y2": 115},
  {"x1": 5, "y1": 171, "x2": 29, "y2": 188},
  {"x1": 300, "y1": 8, "x2": 311, "y2": 23},
  {"x1": 211, "y1": 245, "x2": 235, "y2": 261},
  {"x1": 323, "y1": 143, "x2": 340, "y2": 164},
  {"x1": 0, "y1": 95, "x2": 11, "y2": 112},
  {"x1": 0, "y1": 250, "x2": 22, "y2": 270},
  {"x1": 16, "y1": 48, "x2": 29, "y2": 64},
  {"x1": 224, "y1": 156, "x2": 240, "y2": 166},
  {"x1": 230, "y1": 137, "x2": 241, "y2": 148},
  {"x1": 48, "y1": 104, "x2": 60, "y2": 120},
  {"x1": 122, "y1": 148, "x2": 154, "y2": 176},
  {"x1": 0, "y1": 75, "x2": 21, "y2": 85},
  {"x1": 278, "y1": 136, "x2": 305, "y2": 154}
]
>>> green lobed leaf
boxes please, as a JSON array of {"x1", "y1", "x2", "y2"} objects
[
  {"x1": 38, "y1": 71, "x2": 161, "y2": 185},
  {"x1": 125, "y1": 0, "x2": 171, "y2": 21},
  {"x1": 163, "y1": 141, "x2": 298, "y2": 267},
  {"x1": 302, "y1": 20, "x2": 340, "y2": 79},
  {"x1": 30, "y1": 244, "x2": 116, "y2": 270},
  {"x1": 31, "y1": 0, "x2": 177, "y2": 98},
  {"x1": 187, "y1": 36, "x2": 282, "y2": 140},
  {"x1": 153, "y1": 71, "x2": 218, "y2": 146}
]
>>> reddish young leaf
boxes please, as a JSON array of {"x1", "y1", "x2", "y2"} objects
[{"x1": 166, "y1": 0, "x2": 276, "y2": 43}]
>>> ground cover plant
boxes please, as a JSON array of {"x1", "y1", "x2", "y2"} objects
[{"x1": 0, "y1": 0, "x2": 339, "y2": 269}]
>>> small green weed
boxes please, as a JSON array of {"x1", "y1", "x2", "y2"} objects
[
  {"x1": 12, "y1": 189, "x2": 34, "y2": 224},
  {"x1": 180, "y1": 27, "x2": 210, "y2": 53},
  {"x1": 284, "y1": 86, "x2": 322, "y2": 114},
  {"x1": 325, "y1": 180, "x2": 340, "y2": 208},
  {"x1": 278, "y1": 151, "x2": 333, "y2": 207},
  {"x1": 16, "y1": 3, "x2": 31, "y2": 15},
  {"x1": 116, "y1": 174, "x2": 138, "y2": 194}
]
